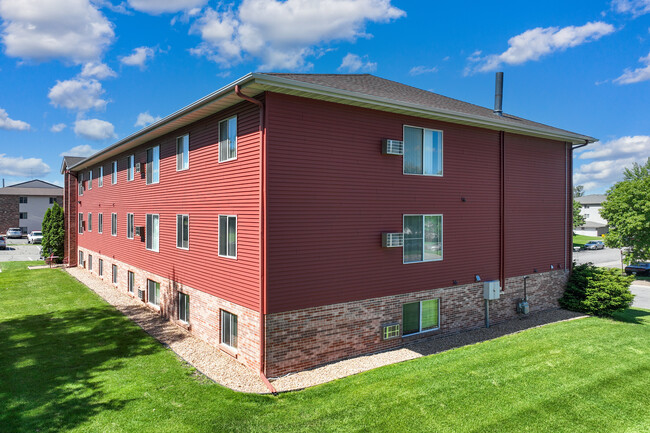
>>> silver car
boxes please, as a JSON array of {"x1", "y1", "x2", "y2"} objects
[
  {"x1": 6, "y1": 227, "x2": 22, "y2": 239},
  {"x1": 584, "y1": 240, "x2": 605, "y2": 250},
  {"x1": 0, "y1": 236, "x2": 6, "y2": 250},
  {"x1": 28, "y1": 231, "x2": 43, "y2": 244}
]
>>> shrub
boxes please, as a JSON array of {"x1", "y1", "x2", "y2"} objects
[{"x1": 560, "y1": 263, "x2": 635, "y2": 316}]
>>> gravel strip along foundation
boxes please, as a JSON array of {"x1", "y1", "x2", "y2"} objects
[{"x1": 65, "y1": 267, "x2": 586, "y2": 393}]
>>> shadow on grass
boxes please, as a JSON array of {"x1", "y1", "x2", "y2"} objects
[
  {"x1": 611, "y1": 308, "x2": 650, "y2": 324},
  {"x1": 0, "y1": 306, "x2": 161, "y2": 432}
]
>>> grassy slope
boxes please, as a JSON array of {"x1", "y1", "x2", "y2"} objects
[{"x1": 1, "y1": 261, "x2": 650, "y2": 433}]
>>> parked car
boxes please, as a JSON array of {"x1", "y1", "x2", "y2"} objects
[
  {"x1": 0, "y1": 236, "x2": 6, "y2": 250},
  {"x1": 6, "y1": 227, "x2": 22, "y2": 239},
  {"x1": 584, "y1": 240, "x2": 605, "y2": 250},
  {"x1": 625, "y1": 262, "x2": 650, "y2": 276},
  {"x1": 27, "y1": 231, "x2": 43, "y2": 244}
]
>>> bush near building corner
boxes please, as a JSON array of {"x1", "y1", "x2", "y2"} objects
[{"x1": 560, "y1": 263, "x2": 634, "y2": 316}]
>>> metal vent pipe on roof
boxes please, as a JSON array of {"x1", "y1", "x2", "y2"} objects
[{"x1": 494, "y1": 72, "x2": 503, "y2": 116}]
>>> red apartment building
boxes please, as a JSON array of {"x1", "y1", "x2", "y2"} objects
[{"x1": 61, "y1": 73, "x2": 594, "y2": 378}]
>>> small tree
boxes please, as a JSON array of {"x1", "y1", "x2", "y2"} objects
[
  {"x1": 560, "y1": 263, "x2": 634, "y2": 316},
  {"x1": 41, "y1": 202, "x2": 65, "y2": 262},
  {"x1": 600, "y1": 158, "x2": 650, "y2": 264},
  {"x1": 573, "y1": 199, "x2": 586, "y2": 229}
]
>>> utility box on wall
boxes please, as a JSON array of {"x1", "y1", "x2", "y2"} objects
[{"x1": 483, "y1": 280, "x2": 501, "y2": 300}]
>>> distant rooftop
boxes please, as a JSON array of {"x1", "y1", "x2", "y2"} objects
[
  {"x1": 0, "y1": 179, "x2": 63, "y2": 196},
  {"x1": 576, "y1": 194, "x2": 607, "y2": 205}
]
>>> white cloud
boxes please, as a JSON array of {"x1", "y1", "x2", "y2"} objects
[
  {"x1": 611, "y1": 0, "x2": 650, "y2": 17},
  {"x1": 58, "y1": 144, "x2": 98, "y2": 157},
  {"x1": 409, "y1": 65, "x2": 439, "y2": 76},
  {"x1": 48, "y1": 78, "x2": 108, "y2": 111},
  {"x1": 120, "y1": 46, "x2": 155, "y2": 68},
  {"x1": 74, "y1": 118, "x2": 116, "y2": 140},
  {"x1": 466, "y1": 22, "x2": 615, "y2": 74},
  {"x1": 80, "y1": 61, "x2": 117, "y2": 79},
  {"x1": 338, "y1": 53, "x2": 377, "y2": 72},
  {"x1": 128, "y1": 0, "x2": 207, "y2": 14},
  {"x1": 0, "y1": 0, "x2": 114, "y2": 63},
  {"x1": 190, "y1": 0, "x2": 404, "y2": 70},
  {"x1": 614, "y1": 51, "x2": 650, "y2": 84},
  {"x1": 574, "y1": 135, "x2": 650, "y2": 193},
  {"x1": 0, "y1": 108, "x2": 30, "y2": 131},
  {"x1": 134, "y1": 111, "x2": 161, "y2": 127},
  {"x1": 50, "y1": 123, "x2": 66, "y2": 132},
  {"x1": 0, "y1": 153, "x2": 50, "y2": 177}
]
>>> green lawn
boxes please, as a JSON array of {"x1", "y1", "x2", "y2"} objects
[
  {"x1": 1, "y1": 261, "x2": 650, "y2": 433},
  {"x1": 573, "y1": 234, "x2": 603, "y2": 248}
]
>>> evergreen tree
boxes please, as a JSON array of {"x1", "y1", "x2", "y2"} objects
[{"x1": 41, "y1": 202, "x2": 65, "y2": 262}]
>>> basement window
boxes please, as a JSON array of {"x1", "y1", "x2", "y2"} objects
[
  {"x1": 147, "y1": 279, "x2": 160, "y2": 307},
  {"x1": 403, "y1": 126, "x2": 443, "y2": 176},
  {"x1": 128, "y1": 271, "x2": 135, "y2": 293},
  {"x1": 179, "y1": 292, "x2": 190, "y2": 323},
  {"x1": 221, "y1": 310, "x2": 238, "y2": 349},
  {"x1": 402, "y1": 299, "x2": 440, "y2": 336},
  {"x1": 99, "y1": 259, "x2": 103, "y2": 276}
]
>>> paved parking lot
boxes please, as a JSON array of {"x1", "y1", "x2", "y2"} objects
[
  {"x1": 574, "y1": 247, "x2": 625, "y2": 269},
  {"x1": 0, "y1": 238, "x2": 43, "y2": 262}
]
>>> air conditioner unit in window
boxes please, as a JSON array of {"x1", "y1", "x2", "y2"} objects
[
  {"x1": 138, "y1": 289, "x2": 145, "y2": 301},
  {"x1": 382, "y1": 139, "x2": 404, "y2": 155},
  {"x1": 382, "y1": 233, "x2": 403, "y2": 248},
  {"x1": 135, "y1": 162, "x2": 141, "y2": 173},
  {"x1": 135, "y1": 226, "x2": 142, "y2": 236}
]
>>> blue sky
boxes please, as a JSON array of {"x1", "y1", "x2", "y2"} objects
[{"x1": 0, "y1": 0, "x2": 648, "y2": 194}]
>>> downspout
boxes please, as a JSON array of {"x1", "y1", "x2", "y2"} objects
[
  {"x1": 564, "y1": 143, "x2": 568, "y2": 271},
  {"x1": 234, "y1": 85, "x2": 276, "y2": 394},
  {"x1": 499, "y1": 131, "x2": 505, "y2": 290}
]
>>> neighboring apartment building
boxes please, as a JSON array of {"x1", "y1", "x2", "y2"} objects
[
  {"x1": 61, "y1": 73, "x2": 594, "y2": 378},
  {"x1": 575, "y1": 194, "x2": 608, "y2": 237},
  {"x1": 0, "y1": 179, "x2": 63, "y2": 234}
]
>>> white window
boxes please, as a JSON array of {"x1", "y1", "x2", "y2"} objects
[
  {"x1": 403, "y1": 215, "x2": 443, "y2": 264},
  {"x1": 88, "y1": 170, "x2": 92, "y2": 190},
  {"x1": 146, "y1": 214, "x2": 159, "y2": 251},
  {"x1": 127, "y1": 213, "x2": 134, "y2": 239},
  {"x1": 79, "y1": 250, "x2": 84, "y2": 266},
  {"x1": 402, "y1": 299, "x2": 440, "y2": 336},
  {"x1": 78, "y1": 172, "x2": 84, "y2": 196},
  {"x1": 111, "y1": 213, "x2": 117, "y2": 236},
  {"x1": 112, "y1": 264, "x2": 118, "y2": 285},
  {"x1": 176, "y1": 214, "x2": 189, "y2": 249},
  {"x1": 221, "y1": 310, "x2": 237, "y2": 349},
  {"x1": 88, "y1": 254, "x2": 92, "y2": 271},
  {"x1": 111, "y1": 161, "x2": 118, "y2": 184},
  {"x1": 218, "y1": 116, "x2": 237, "y2": 162},
  {"x1": 179, "y1": 292, "x2": 190, "y2": 323},
  {"x1": 98, "y1": 213, "x2": 103, "y2": 234},
  {"x1": 78, "y1": 213, "x2": 84, "y2": 234},
  {"x1": 128, "y1": 271, "x2": 135, "y2": 293},
  {"x1": 147, "y1": 279, "x2": 160, "y2": 307},
  {"x1": 127, "y1": 155, "x2": 134, "y2": 181},
  {"x1": 176, "y1": 134, "x2": 189, "y2": 171},
  {"x1": 218, "y1": 215, "x2": 237, "y2": 258},
  {"x1": 99, "y1": 259, "x2": 103, "y2": 276},
  {"x1": 403, "y1": 126, "x2": 443, "y2": 176},
  {"x1": 87, "y1": 212, "x2": 92, "y2": 232},
  {"x1": 98, "y1": 166, "x2": 104, "y2": 187},
  {"x1": 146, "y1": 146, "x2": 160, "y2": 184}
]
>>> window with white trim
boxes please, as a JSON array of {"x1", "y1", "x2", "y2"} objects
[
  {"x1": 98, "y1": 166, "x2": 103, "y2": 187},
  {"x1": 218, "y1": 215, "x2": 236, "y2": 258},
  {"x1": 148, "y1": 279, "x2": 160, "y2": 306},
  {"x1": 176, "y1": 134, "x2": 189, "y2": 171},
  {"x1": 146, "y1": 214, "x2": 159, "y2": 251},
  {"x1": 78, "y1": 172, "x2": 84, "y2": 196},
  {"x1": 78, "y1": 213, "x2": 84, "y2": 234},
  {"x1": 403, "y1": 126, "x2": 443, "y2": 176},
  {"x1": 112, "y1": 264, "x2": 118, "y2": 285},
  {"x1": 111, "y1": 213, "x2": 117, "y2": 236},
  {"x1": 127, "y1": 155, "x2": 134, "y2": 181},
  {"x1": 98, "y1": 213, "x2": 103, "y2": 234},
  {"x1": 87, "y1": 212, "x2": 92, "y2": 232},
  {"x1": 218, "y1": 116, "x2": 237, "y2": 162},
  {"x1": 179, "y1": 292, "x2": 190, "y2": 323},
  {"x1": 403, "y1": 215, "x2": 443, "y2": 264},
  {"x1": 221, "y1": 310, "x2": 237, "y2": 349},
  {"x1": 128, "y1": 271, "x2": 135, "y2": 293},
  {"x1": 19, "y1": 196, "x2": 27, "y2": 204},
  {"x1": 111, "y1": 161, "x2": 118, "y2": 184},
  {"x1": 402, "y1": 299, "x2": 440, "y2": 336},
  {"x1": 176, "y1": 214, "x2": 189, "y2": 249},
  {"x1": 146, "y1": 146, "x2": 159, "y2": 184},
  {"x1": 127, "y1": 213, "x2": 134, "y2": 239},
  {"x1": 79, "y1": 250, "x2": 84, "y2": 266},
  {"x1": 88, "y1": 254, "x2": 93, "y2": 271},
  {"x1": 88, "y1": 170, "x2": 92, "y2": 190},
  {"x1": 99, "y1": 259, "x2": 103, "y2": 276}
]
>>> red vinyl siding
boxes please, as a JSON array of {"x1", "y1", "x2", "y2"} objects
[
  {"x1": 76, "y1": 100, "x2": 262, "y2": 311},
  {"x1": 265, "y1": 92, "x2": 569, "y2": 313}
]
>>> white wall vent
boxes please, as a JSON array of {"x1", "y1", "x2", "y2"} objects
[
  {"x1": 382, "y1": 233, "x2": 404, "y2": 248},
  {"x1": 382, "y1": 139, "x2": 404, "y2": 155}
]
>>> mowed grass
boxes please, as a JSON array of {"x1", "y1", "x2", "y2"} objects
[
  {"x1": 573, "y1": 234, "x2": 603, "y2": 248},
  {"x1": 1, "y1": 261, "x2": 650, "y2": 433}
]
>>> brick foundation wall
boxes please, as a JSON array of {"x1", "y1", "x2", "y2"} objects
[
  {"x1": 265, "y1": 270, "x2": 568, "y2": 377},
  {"x1": 0, "y1": 194, "x2": 18, "y2": 234},
  {"x1": 77, "y1": 247, "x2": 262, "y2": 372}
]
